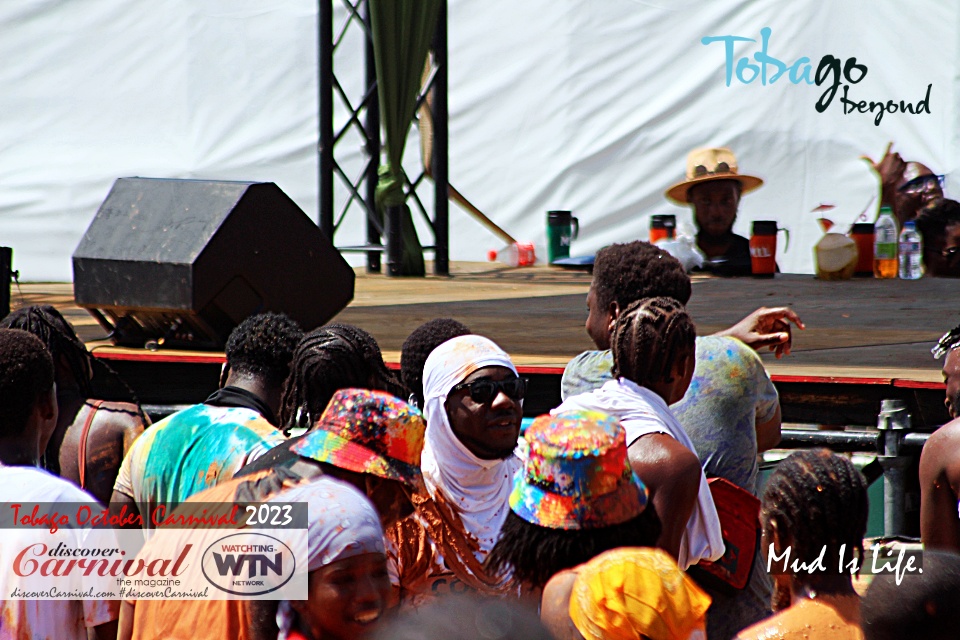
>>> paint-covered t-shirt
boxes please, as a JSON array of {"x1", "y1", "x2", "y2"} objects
[
  {"x1": 113, "y1": 404, "x2": 287, "y2": 525},
  {"x1": 561, "y1": 336, "x2": 778, "y2": 495}
]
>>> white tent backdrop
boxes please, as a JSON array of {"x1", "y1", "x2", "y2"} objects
[{"x1": 1, "y1": 0, "x2": 957, "y2": 280}]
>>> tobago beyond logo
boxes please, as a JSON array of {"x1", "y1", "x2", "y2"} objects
[
  {"x1": 701, "y1": 27, "x2": 932, "y2": 125},
  {"x1": 201, "y1": 532, "x2": 296, "y2": 596}
]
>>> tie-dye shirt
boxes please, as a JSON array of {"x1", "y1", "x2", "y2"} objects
[
  {"x1": 113, "y1": 403, "x2": 287, "y2": 525},
  {"x1": 561, "y1": 335, "x2": 779, "y2": 495}
]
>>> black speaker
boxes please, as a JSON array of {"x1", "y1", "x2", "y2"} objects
[{"x1": 73, "y1": 178, "x2": 355, "y2": 349}]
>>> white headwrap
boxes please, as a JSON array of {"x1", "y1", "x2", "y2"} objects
[
  {"x1": 421, "y1": 335, "x2": 522, "y2": 556},
  {"x1": 277, "y1": 476, "x2": 385, "y2": 571},
  {"x1": 276, "y1": 476, "x2": 386, "y2": 639}
]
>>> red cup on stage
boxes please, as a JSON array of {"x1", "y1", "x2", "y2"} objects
[
  {"x1": 649, "y1": 214, "x2": 676, "y2": 244},
  {"x1": 750, "y1": 221, "x2": 789, "y2": 277}
]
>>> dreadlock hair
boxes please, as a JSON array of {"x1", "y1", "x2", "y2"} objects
[
  {"x1": 1, "y1": 305, "x2": 94, "y2": 397},
  {"x1": 592, "y1": 241, "x2": 691, "y2": 314},
  {"x1": 0, "y1": 305, "x2": 150, "y2": 424},
  {"x1": 611, "y1": 297, "x2": 696, "y2": 388},
  {"x1": 278, "y1": 323, "x2": 405, "y2": 432},
  {"x1": 0, "y1": 329, "x2": 55, "y2": 438},
  {"x1": 484, "y1": 505, "x2": 662, "y2": 590},
  {"x1": 400, "y1": 318, "x2": 471, "y2": 407},
  {"x1": 222, "y1": 312, "x2": 303, "y2": 389},
  {"x1": 761, "y1": 448, "x2": 868, "y2": 584},
  {"x1": 862, "y1": 550, "x2": 960, "y2": 640}
]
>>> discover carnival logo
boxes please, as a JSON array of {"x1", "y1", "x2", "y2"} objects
[{"x1": 701, "y1": 27, "x2": 932, "y2": 126}]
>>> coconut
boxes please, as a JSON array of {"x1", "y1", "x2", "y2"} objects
[{"x1": 815, "y1": 233, "x2": 858, "y2": 280}]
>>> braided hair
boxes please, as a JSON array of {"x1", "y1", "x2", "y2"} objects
[
  {"x1": 593, "y1": 241, "x2": 692, "y2": 313},
  {"x1": 761, "y1": 449, "x2": 868, "y2": 583},
  {"x1": 0, "y1": 305, "x2": 149, "y2": 424},
  {"x1": 400, "y1": 318, "x2": 471, "y2": 407},
  {"x1": 278, "y1": 323, "x2": 406, "y2": 432},
  {"x1": 611, "y1": 297, "x2": 696, "y2": 388}
]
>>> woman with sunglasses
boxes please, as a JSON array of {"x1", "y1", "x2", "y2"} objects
[{"x1": 386, "y1": 334, "x2": 528, "y2": 609}]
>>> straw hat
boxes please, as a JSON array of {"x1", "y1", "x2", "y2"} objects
[
  {"x1": 509, "y1": 410, "x2": 648, "y2": 530},
  {"x1": 665, "y1": 147, "x2": 763, "y2": 204}
]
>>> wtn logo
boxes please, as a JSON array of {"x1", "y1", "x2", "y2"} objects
[
  {"x1": 202, "y1": 533, "x2": 298, "y2": 596},
  {"x1": 213, "y1": 551, "x2": 283, "y2": 578}
]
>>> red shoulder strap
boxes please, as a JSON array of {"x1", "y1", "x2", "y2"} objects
[{"x1": 78, "y1": 400, "x2": 104, "y2": 489}]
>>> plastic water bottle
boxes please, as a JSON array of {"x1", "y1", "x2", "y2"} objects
[
  {"x1": 487, "y1": 242, "x2": 536, "y2": 267},
  {"x1": 898, "y1": 220, "x2": 923, "y2": 279},
  {"x1": 873, "y1": 206, "x2": 898, "y2": 279}
]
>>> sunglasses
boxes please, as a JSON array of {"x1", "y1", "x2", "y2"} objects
[
  {"x1": 693, "y1": 162, "x2": 731, "y2": 177},
  {"x1": 450, "y1": 376, "x2": 527, "y2": 403},
  {"x1": 898, "y1": 174, "x2": 944, "y2": 195}
]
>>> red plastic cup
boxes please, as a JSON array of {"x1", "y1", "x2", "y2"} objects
[{"x1": 750, "y1": 221, "x2": 785, "y2": 277}]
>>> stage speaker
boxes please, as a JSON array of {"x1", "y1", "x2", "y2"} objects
[{"x1": 73, "y1": 178, "x2": 355, "y2": 349}]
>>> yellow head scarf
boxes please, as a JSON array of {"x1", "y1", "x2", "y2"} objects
[{"x1": 570, "y1": 547, "x2": 711, "y2": 640}]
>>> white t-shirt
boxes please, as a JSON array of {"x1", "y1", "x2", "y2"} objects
[
  {"x1": 0, "y1": 466, "x2": 117, "y2": 639},
  {"x1": 556, "y1": 378, "x2": 725, "y2": 570}
]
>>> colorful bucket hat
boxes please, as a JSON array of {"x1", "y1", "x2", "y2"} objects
[
  {"x1": 509, "y1": 410, "x2": 648, "y2": 530},
  {"x1": 292, "y1": 388, "x2": 425, "y2": 487}
]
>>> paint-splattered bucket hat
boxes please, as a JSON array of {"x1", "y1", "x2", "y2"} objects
[
  {"x1": 509, "y1": 410, "x2": 648, "y2": 529},
  {"x1": 293, "y1": 388, "x2": 424, "y2": 487}
]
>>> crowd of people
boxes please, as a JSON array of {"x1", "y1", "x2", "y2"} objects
[{"x1": 2, "y1": 240, "x2": 960, "y2": 640}]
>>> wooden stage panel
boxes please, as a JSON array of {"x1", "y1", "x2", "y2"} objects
[{"x1": 11, "y1": 266, "x2": 954, "y2": 427}]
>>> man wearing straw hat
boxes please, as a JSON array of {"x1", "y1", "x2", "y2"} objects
[{"x1": 665, "y1": 146, "x2": 764, "y2": 276}]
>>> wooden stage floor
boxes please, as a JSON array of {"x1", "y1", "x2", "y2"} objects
[{"x1": 15, "y1": 263, "x2": 956, "y2": 427}]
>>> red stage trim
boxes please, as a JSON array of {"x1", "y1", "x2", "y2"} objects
[
  {"x1": 92, "y1": 352, "x2": 946, "y2": 390},
  {"x1": 92, "y1": 350, "x2": 225, "y2": 365}
]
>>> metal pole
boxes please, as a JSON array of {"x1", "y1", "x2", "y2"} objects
[
  {"x1": 431, "y1": 0, "x2": 449, "y2": 276},
  {"x1": 0, "y1": 247, "x2": 11, "y2": 319},
  {"x1": 363, "y1": 0, "x2": 381, "y2": 272},
  {"x1": 386, "y1": 205, "x2": 403, "y2": 276},
  {"x1": 877, "y1": 399, "x2": 911, "y2": 537},
  {"x1": 318, "y1": 0, "x2": 334, "y2": 239}
]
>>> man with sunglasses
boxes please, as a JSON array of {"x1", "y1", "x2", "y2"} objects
[
  {"x1": 387, "y1": 334, "x2": 529, "y2": 608},
  {"x1": 864, "y1": 143, "x2": 944, "y2": 226}
]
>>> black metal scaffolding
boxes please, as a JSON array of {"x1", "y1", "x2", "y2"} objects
[{"x1": 318, "y1": 0, "x2": 449, "y2": 275}]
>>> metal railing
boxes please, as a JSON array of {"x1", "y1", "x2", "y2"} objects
[{"x1": 777, "y1": 423, "x2": 930, "y2": 537}]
